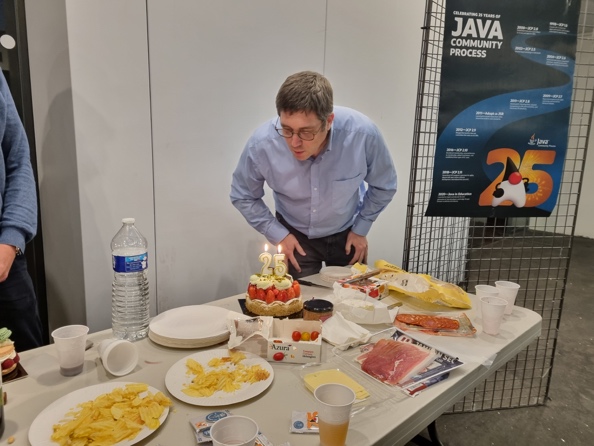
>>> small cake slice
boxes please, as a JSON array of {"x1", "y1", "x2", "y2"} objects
[{"x1": 0, "y1": 327, "x2": 20, "y2": 377}]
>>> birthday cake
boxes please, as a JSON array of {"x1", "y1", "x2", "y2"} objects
[
  {"x1": 245, "y1": 274, "x2": 303, "y2": 317},
  {"x1": 0, "y1": 328, "x2": 20, "y2": 377}
]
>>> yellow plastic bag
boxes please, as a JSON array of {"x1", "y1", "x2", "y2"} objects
[{"x1": 374, "y1": 260, "x2": 472, "y2": 309}]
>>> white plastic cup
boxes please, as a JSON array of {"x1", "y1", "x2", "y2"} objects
[
  {"x1": 51, "y1": 325, "x2": 89, "y2": 376},
  {"x1": 97, "y1": 338, "x2": 139, "y2": 376},
  {"x1": 480, "y1": 296, "x2": 507, "y2": 335},
  {"x1": 474, "y1": 284, "x2": 500, "y2": 298},
  {"x1": 314, "y1": 383, "x2": 356, "y2": 446},
  {"x1": 495, "y1": 281, "x2": 521, "y2": 315},
  {"x1": 210, "y1": 415, "x2": 259, "y2": 446}
]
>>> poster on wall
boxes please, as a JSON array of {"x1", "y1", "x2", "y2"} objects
[{"x1": 425, "y1": 0, "x2": 581, "y2": 217}]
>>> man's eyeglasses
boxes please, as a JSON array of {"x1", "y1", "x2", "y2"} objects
[{"x1": 275, "y1": 118, "x2": 324, "y2": 141}]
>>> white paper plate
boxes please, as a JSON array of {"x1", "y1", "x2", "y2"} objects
[
  {"x1": 165, "y1": 349, "x2": 274, "y2": 406},
  {"x1": 28, "y1": 382, "x2": 169, "y2": 446},
  {"x1": 148, "y1": 329, "x2": 229, "y2": 349},
  {"x1": 148, "y1": 305, "x2": 233, "y2": 348},
  {"x1": 320, "y1": 266, "x2": 353, "y2": 282}
]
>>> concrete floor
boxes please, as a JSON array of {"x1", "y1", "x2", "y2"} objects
[{"x1": 409, "y1": 236, "x2": 594, "y2": 446}]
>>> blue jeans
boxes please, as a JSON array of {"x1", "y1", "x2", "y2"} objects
[
  {"x1": 0, "y1": 255, "x2": 43, "y2": 351},
  {"x1": 276, "y1": 213, "x2": 354, "y2": 279}
]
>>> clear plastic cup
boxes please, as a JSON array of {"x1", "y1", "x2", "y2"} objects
[
  {"x1": 97, "y1": 338, "x2": 138, "y2": 376},
  {"x1": 474, "y1": 284, "x2": 500, "y2": 298},
  {"x1": 480, "y1": 296, "x2": 507, "y2": 335},
  {"x1": 495, "y1": 281, "x2": 521, "y2": 315},
  {"x1": 51, "y1": 325, "x2": 89, "y2": 376},
  {"x1": 314, "y1": 383, "x2": 356, "y2": 446},
  {"x1": 210, "y1": 415, "x2": 259, "y2": 446}
]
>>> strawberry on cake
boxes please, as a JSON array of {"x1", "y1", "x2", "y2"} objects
[
  {"x1": 0, "y1": 328, "x2": 20, "y2": 378},
  {"x1": 246, "y1": 273, "x2": 303, "y2": 317}
]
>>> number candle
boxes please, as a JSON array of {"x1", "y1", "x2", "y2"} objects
[
  {"x1": 273, "y1": 245, "x2": 287, "y2": 277},
  {"x1": 259, "y1": 244, "x2": 273, "y2": 275}
]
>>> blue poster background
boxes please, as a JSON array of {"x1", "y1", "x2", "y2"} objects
[{"x1": 425, "y1": 0, "x2": 581, "y2": 217}]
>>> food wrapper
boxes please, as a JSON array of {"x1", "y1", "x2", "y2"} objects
[
  {"x1": 394, "y1": 312, "x2": 476, "y2": 337},
  {"x1": 290, "y1": 410, "x2": 319, "y2": 434},
  {"x1": 374, "y1": 260, "x2": 472, "y2": 309},
  {"x1": 321, "y1": 312, "x2": 371, "y2": 350}
]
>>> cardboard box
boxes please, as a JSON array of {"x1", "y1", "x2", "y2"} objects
[{"x1": 267, "y1": 319, "x2": 322, "y2": 364}]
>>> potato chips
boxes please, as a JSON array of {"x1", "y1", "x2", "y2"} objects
[
  {"x1": 51, "y1": 383, "x2": 172, "y2": 446},
  {"x1": 182, "y1": 350, "x2": 270, "y2": 398}
]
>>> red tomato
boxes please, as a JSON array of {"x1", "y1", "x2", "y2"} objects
[
  {"x1": 273, "y1": 352, "x2": 285, "y2": 361},
  {"x1": 287, "y1": 287, "x2": 296, "y2": 299},
  {"x1": 247, "y1": 285, "x2": 256, "y2": 299},
  {"x1": 310, "y1": 331, "x2": 320, "y2": 341},
  {"x1": 265, "y1": 290, "x2": 275, "y2": 304},
  {"x1": 256, "y1": 288, "x2": 266, "y2": 301},
  {"x1": 292, "y1": 331, "x2": 301, "y2": 342}
]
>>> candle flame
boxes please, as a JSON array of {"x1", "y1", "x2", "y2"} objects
[
  {"x1": 277, "y1": 245, "x2": 282, "y2": 254},
  {"x1": 264, "y1": 243, "x2": 269, "y2": 252}
]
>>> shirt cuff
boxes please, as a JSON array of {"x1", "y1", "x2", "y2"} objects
[
  {"x1": 351, "y1": 218, "x2": 373, "y2": 237},
  {"x1": 0, "y1": 227, "x2": 27, "y2": 254},
  {"x1": 266, "y1": 222, "x2": 291, "y2": 246}
]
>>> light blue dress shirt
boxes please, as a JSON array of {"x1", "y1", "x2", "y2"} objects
[{"x1": 230, "y1": 106, "x2": 397, "y2": 245}]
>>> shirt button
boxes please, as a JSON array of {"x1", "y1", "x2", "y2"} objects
[
  {"x1": 313, "y1": 209, "x2": 317, "y2": 213},
  {"x1": 314, "y1": 187, "x2": 318, "y2": 191}
]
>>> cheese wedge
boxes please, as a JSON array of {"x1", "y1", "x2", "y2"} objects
[{"x1": 304, "y1": 369, "x2": 370, "y2": 400}]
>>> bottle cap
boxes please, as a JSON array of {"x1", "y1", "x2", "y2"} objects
[{"x1": 122, "y1": 218, "x2": 136, "y2": 224}]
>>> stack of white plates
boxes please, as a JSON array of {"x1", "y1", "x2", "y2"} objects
[
  {"x1": 148, "y1": 305, "x2": 238, "y2": 348},
  {"x1": 320, "y1": 266, "x2": 354, "y2": 283}
]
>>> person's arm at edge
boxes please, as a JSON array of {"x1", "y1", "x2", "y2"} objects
[
  {"x1": 230, "y1": 145, "x2": 290, "y2": 246},
  {"x1": 0, "y1": 73, "x2": 37, "y2": 280}
]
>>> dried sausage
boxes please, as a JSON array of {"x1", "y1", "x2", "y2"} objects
[{"x1": 396, "y1": 314, "x2": 460, "y2": 330}]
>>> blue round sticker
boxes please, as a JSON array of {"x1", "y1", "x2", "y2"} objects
[{"x1": 205, "y1": 411, "x2": 229, "y2": 423}]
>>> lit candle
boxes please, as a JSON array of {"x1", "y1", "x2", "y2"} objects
[
  {"x1": 259, "y1": 244, "x2": 273, "y2": 275},
  {"x1": 273, "y1": 245, "x2": 287, "y2": 277}
]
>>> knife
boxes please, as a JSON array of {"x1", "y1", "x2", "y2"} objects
[{"x1": 298, "y1": 279, "x2": 333, "y2": 289}]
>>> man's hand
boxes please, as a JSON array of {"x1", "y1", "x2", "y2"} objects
[
  {"x1": 345, "y1": 231, "x2": 368, "y2": 265},
  {"x1": 0, "y1": 244, "x2": 17, "y2": 282},
  {"x1": 279, "y1": 234, "x2": 306, "y2": 273}
]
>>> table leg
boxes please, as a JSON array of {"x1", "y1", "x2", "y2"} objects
[{"x1": 410, "y1": 420, "x2": 445, "y2": 446}]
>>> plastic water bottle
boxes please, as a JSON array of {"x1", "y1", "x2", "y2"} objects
[{"x1": 111, "y1": 218, "x2": 150, "y2": 341}]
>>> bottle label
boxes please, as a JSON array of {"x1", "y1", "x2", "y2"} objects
[{"x1": 113, "y1": 252, "x2": 148, "y2": 273}]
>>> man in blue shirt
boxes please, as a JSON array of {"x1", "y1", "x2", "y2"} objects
[
  {"x1": 0, "y1": 72, "x2": 43, "y2": 351},
  {"x1": 231, "y1": 71, "x2": 397, "y2": 279}
]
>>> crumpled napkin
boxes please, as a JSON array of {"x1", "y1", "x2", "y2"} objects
[
  {"x1": 227, "y1": 315, "x2": 273, "y2": 349},
  {"x1": 328, "y1": 287, "x2": 399, "y2": 324},
  {"x1": 322, "y1": 312, "x2": 371, "y2": 350}
]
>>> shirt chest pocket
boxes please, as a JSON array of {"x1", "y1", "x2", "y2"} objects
[{"x1": 331, "y1": 173, "x2": 364, "y2": 214}]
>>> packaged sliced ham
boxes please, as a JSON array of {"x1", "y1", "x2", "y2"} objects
[{"x1": 355, "y1": 338, "x2": 437, "y2": 386}]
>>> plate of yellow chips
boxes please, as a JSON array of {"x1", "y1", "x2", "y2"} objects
[
  {"x1": 28, "y1": 382, "x2": 172, "y2": 446},
  {"x1": 165, "y1": 349, "x2": 274, "y2": 406}
]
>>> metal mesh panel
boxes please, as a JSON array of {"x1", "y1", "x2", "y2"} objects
[{"x1": 404, "y1": 0, "x2": 593, "y2": 412}]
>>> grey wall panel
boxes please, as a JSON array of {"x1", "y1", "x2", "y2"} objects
[
  {"x1": 325, "y1": 0, "x2": 425, "y2": 266},
  {"x1": 148, "y1": 0, "x2": 327, "y2": 310},
  {"x1": 27, "y1": 0, "x2": 155, "y2": 332}
]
